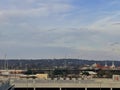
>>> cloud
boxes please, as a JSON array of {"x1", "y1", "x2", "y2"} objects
[
  {"x1": 0, "y1": 11, "x2": 8, "y2": 22},
  {"x1": 0, "y1": 0, "x2": 120, "y2": 59},
  {"x1": 87, "y1": 12, "x2": 120, "y2": 35},
  {"x1": 112, "y1": 22, "x2": 120, "y2": 25},
  {"x1": 0, "y1": 0, "x2": 73, "y2": 17},
  {"x1": 0, "y1": 0, "x2": 74, "y2": 28}
]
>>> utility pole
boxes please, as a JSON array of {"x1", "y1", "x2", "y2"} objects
[{"x1": 4, "y1": 53, "x2": 8, "y2": 70}]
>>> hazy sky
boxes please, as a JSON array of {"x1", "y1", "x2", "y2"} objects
[{"x1": 0, "y1": 0, "x2": 120, "y2": 60}]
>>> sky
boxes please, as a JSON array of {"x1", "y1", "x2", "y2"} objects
[{"x1": 0, "y1": 0, "x2": 120, "y2": 60}]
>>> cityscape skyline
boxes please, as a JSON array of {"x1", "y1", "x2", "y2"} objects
[{"x1": 0, "y1": 0, "x2": 120, "y2": 60}]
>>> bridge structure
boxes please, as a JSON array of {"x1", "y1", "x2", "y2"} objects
[{"x1": 11, "y1": 78, "x2": 120, "y2": 90}]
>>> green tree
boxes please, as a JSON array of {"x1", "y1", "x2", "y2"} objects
[{"x1": 25, "y1": 69, "x2": 33, "y2": 75}]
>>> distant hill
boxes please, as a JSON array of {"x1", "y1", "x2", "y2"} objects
[{"x1": 0, "y1": 59, "x2": 120, "y2": 69}]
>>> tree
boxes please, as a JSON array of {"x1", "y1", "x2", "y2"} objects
[{"x1": 24, "y1": 69, "x2": 33, "y2": 75}]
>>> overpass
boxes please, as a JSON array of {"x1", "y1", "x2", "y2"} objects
[{"x1": 11, "y1": 78, "x2": 120, "y2": 90}]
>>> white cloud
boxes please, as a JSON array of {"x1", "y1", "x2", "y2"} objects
[
  {"x1": 0, "y1": 11, "x2": 7, "y2": 22},
  {"x1": 88, "y1": 12, "x2": 120, "y2": 35},
  {"x1": 0, "y1": 0, "x2": 73, "y2": 17},
  {"x1": 0, "y1": 0, "x2": 120, "y2": 59},
  {"x1": 0, "y1": 1, "x2": 74, "y2": 27}
]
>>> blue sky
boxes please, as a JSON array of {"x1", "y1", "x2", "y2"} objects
[{"x1": 0, "y1": 0, "x2": 120, "y2": 60}]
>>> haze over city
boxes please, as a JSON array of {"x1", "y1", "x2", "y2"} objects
[{"x1": 0, "y1": 0, "x2": 120, "y2": 60}]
